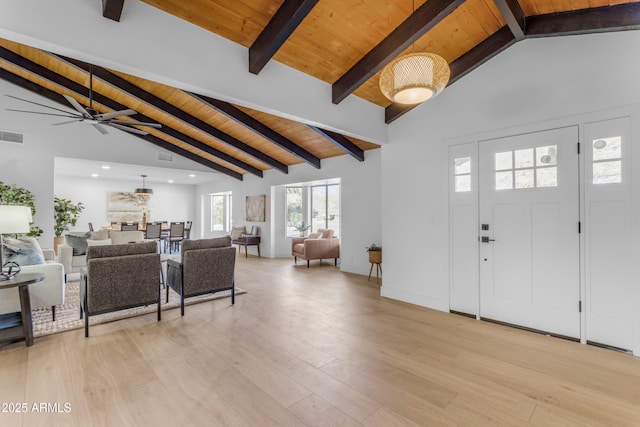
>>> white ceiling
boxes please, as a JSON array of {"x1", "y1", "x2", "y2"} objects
[{"x1": 54, "y1": 156, "x2": 220, "y2": 185}]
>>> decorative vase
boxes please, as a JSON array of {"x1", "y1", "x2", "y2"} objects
[
  {"x1": 142, "y1": 212, "x2": 147, "y2": 229},
  {"x1": 53, "y1": 236, "x2": 64, "y2": 255},
  {"x1": 368, "y1": 251, "x2": 382, "y2": 264}
]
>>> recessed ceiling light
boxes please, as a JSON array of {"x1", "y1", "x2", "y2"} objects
[
  {"x1": 168, "y1": 180, "x2": 174, "y2": 183},
  {"x1": 101, "y1": 165, "x2": 111, "y2": 170},
  {"x1": 189, "y1": 174, "x2": 196, "y2": 178},
  {"x1": 91, "y1": 174, "x2": 99, "y2": 178}
]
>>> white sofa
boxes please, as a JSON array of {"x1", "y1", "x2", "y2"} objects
[
  {"x1": 0, "y1": 248, "x2": 65, "y2": 320},
  {"x1": 58, "y1": 231, "x2": 148, "y2": 280}
]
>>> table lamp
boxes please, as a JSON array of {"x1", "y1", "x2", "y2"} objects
[{"x1": 0, "y1": 205, "x2": 32, "y2": 280}]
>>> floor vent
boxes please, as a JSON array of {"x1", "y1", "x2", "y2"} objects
[
  {"x1": 158, "y1": 152, "x2": 172, "y2": 161},
  {"x1": 0, "y1": 130, "x2": 24, "y2": 144}
]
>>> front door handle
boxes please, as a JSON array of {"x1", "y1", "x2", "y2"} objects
[{"x1": 481, "y1": 236, "x2": 496, "y2": 243}]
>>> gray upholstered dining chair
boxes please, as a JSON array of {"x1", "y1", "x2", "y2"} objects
[
  {"x1": 166, "y1": 236, "x2": 236, "y2": 316},
  {"x1": 80, "y1": 241, "x2": 161, "y2": 337}
]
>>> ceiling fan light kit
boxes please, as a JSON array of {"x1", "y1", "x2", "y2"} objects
[
  {"x1": 379, "y1": 52, "x2": 450, "y2": 105},
  {"x1": 5, "y1": 66, "x2": 161, "y2": 136}
]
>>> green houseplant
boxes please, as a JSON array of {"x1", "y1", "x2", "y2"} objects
[
  {"x1": 0, "y1": 181, "x2": 42, "y2": 237},
  {"x1": 366, "y1": 243, "x2": 382, "y2": 264},
  {"x1": 54, "y1": 196, "x2": 85, "y2": 237},
  {"x1": 292, "y1": 221, "x2": 311, "y2": 237}
]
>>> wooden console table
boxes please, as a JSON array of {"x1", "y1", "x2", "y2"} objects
[
  {"x1": 232, "y1": 236, "x2": 261, "y2": 258},
  {"x1": 0, "y1": 272, "x2": 44, "y2": 347}
]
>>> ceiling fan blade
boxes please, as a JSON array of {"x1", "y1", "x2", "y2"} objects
[
  {"x1": 52, "y1": 120, "x2": 81, "y2": 126},
  {"x1": 109, "y1": 123, "x2": 148, "y2": 135},
  {"x1": 6, "y1": 109, "x2": 81, "y2": 119},
  {"x1": 95, "y1": 109, "x2": 137, "y2": 120},
  {"x1": 6, "y1": 94, "x2": 79, "y2": 115},
  {"x1": 92, "y1": 123, "x2": 109, "y2": 134},
  {"x1": 110, "y1": 119, "x2": 162, "y2": 128},
  {"x1": 63, "y1": 94, "x2": 91, "y2": 117}
]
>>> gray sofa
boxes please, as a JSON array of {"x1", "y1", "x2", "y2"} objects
[
  {"x1": 80, "y1": 241, "x2": 160, "y2": 337},
  {"x1": 166, "y1": 236, "x2": 236, "y2": 316}
]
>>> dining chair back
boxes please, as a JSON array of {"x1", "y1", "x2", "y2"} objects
[
  {"x1": 166, "y1": 222, "x2": 185, "y2": 254},
  {"x1": 121, "y1": 223, "x2": 138, "y2": 231}
]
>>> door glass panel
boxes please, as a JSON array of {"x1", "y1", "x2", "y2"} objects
[
  {"x1": 515, "y1": 149, "x2": 534, "y2": 168},
  {"x1": 537, "y1": 167, "x2": 558, "y2": 187},
  {"x1": 536, "y1": 145, "x2": 557, "y2": 166},
  {"x1": 454, "y1": 156, "x2": 472, "y2": 192},
  {"x1": 592, "y1": 137, "x2": 621, "y2": 161},
  {"x1": 455, "y1": 175, "x2": 471, "y2": 192},
  {"x1": 455, "y1": 157, "x2": 471, "y2": 174},
  {"x1": 495, "y1": 171, "x2": 513, "y2": 190},
  {"x1": 593, "y1": 161, "x2": 622, "y2": 184},
  {"x1": 495, "y1": 152, "x2": 512, "y2": 170},
  {"x1": 515, "y1": 169, "x2": 534, "y2": 189}
]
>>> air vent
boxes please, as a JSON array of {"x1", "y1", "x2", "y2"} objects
[
  {"x1": 0, "y1": 130, "x2": 24, "y2": 144},
  {"x1": 158, "y1": 152, "x2": 173, "y2": 162}
]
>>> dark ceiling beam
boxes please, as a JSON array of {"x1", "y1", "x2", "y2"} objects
[
  {"x1": 385, "y1": 26, "x2": 516, "y2": 124},
  {"x1": 0, "y1": 68, "x2": 243, "y2": 180},
  {"x1": 102, "y1": 0, "x2": 125, "y2": 22},
  {"x1": 191, "y1": 93, "x2": 321, "y2": 168},
  {"x1": 308, "y1": 126, "x2": 364, "y2": 161},
  {"x1": 526, "y1": 3, "x2": 640, "y2": 37},
  {"x1": 493, "y1": 0, "x2": 526, "y2": 41},
  {"x1": 0, "y1": 49, "x2": 247, "y2": 179},
  {"x1": 249, "y1": 0, "x2": 319, "y2": 74},
  {"x1": 60, "y1": 56, "x2": 289, "y2": 174},
  {"x1": 331, "y1": 0, "x2": 465, "y2": 105}
]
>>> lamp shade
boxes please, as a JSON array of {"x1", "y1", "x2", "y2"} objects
[
  {"x1": 0, "y1": 205, "x2": 31, "y2": 234},
  {"x1": 379, "y1": 52, "x2": 450, "y2": 105}
]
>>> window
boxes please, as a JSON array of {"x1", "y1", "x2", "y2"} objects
[
  {"x1": 311, "y1": 184, "x2": 340, "y2": 236},
  {"x1": 495, "y1": 145, "x2": 557, "y2": 190},
  {"x1": 285, "y1": 187, "x2": 303, "y2": 238},
  {"x1": 210, "y1": 191, "x2": 232, "y2": 232},
  {"x1": 454, "y1": 156, "x2": 471, "y2": 192},
  {"x1": 592, "y1": 136, "x2": 622, "y2": 184},
  {"x1": 285, "y1": 181, "x2": 340, "y2": 238}
]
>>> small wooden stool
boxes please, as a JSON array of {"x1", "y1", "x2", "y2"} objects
[{"x1": 367, "y1": 251, "x2": 382, "y2": 283}]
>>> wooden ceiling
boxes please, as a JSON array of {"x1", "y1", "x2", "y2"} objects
[{"x1": 1, "y1": 0, "x2": 639, "y2": 180}]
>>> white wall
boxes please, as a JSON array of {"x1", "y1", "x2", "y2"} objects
[
  {"x1": 383, "y1": 30, "x2": 640, "y2": 355},
  {"x1": 197, "y1": 150, "x2": 382, "y2": 275},
  {"x1": 54, "y1": 175, "x2": 195, "y2": 232}
]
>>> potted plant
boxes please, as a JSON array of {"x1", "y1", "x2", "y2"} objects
[
  {"x1": 366, "y1": 243, "x2": 382, "y2": 264},
  {"x1": 53, "y1": 196, "x2": 85, "y2": 253},
  {"x1": 293, "y1": 221, "x2": 311, "y2": 237},
  {"x1": 0, "y1": 181, "x2": 42, "y2": 237}
]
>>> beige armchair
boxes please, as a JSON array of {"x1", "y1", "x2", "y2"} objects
[{"x1": 291, "y1": 229, "x2": 340, "y2": 268}]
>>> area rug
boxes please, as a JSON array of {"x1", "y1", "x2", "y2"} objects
[{"x1": 32, "y1": 280, "x2": 246, "y2": 338}]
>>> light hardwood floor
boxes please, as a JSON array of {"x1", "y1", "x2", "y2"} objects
[{"x1": 1, "y1": 255, "x2": 639, "y2": 426}]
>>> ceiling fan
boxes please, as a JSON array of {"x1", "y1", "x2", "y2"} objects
[{"x1": 5, "y1": 66, "x2": 161, "y2": 136}]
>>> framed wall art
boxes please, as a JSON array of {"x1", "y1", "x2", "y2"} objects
[{"x1": 246, "y1": 195, "x2": 266, "y2": 222}]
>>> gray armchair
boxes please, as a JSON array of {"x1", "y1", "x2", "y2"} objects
[
  {"x1": 166, "y1": 236, "x2": 236, "y2": 316},
  {"x1": 80, "y1": 241, "x2": 160, "y2": 337}
]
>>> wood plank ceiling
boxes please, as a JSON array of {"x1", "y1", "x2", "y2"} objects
[{"x1": 2, "y1": 0, "x2": 640, "y2": 179}]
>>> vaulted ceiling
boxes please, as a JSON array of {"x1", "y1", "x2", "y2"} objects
[{"x1": 1, "y1": 0, "x2": 639, "y2": 180}]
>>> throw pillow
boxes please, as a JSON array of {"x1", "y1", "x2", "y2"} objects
[
  {"x1": 307, "y1": 232, "x2": 322, "y2": 239},
  {"x1": 65, "y1": 231, "x2": 92, "y2": 256},
  {"x1": 87, "y1": 238, "x2": 112, "y2": 247},
  {"x1": 230, "y1": 226, "x2": 246, "y2": 240},
  {"x1": 91, "y1": 230, "x2": 109, "y2": 240},
  {"x1": 2, "y1": 237, "x2": 46, "y2": 266},
  {"x1": 320, "y1": 229, "x2": 334, "y2": 239}
]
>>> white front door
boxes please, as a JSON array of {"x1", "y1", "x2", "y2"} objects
[{"x1": 478, "y1": 126, "x2": 581, "y2": 338}]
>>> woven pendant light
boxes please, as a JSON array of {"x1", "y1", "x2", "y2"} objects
[{"x1": 379, "y1": 52, "x2": 450, "y2": 105}]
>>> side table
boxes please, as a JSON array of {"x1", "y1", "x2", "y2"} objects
[
  {"x1": 0, "y1": 272, "x2": 44, "y2": 347},
  {"x1": 232, "y1": 235, "x2": 261, "y2": 258}
]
